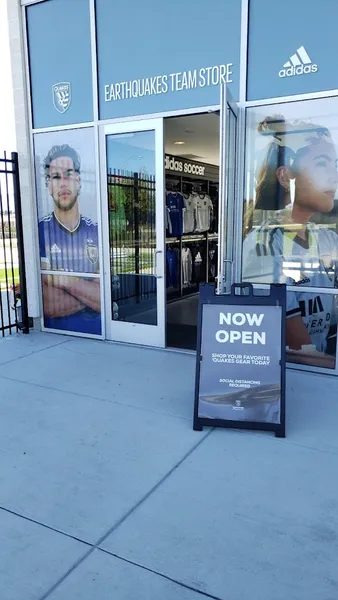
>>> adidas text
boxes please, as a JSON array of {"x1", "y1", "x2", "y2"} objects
[
  {"x1": 279, "y1": 64, "x2": 318, "y2": 78},
  {"x1": 279, "y1": 45, "x2": 318, "y2": 78}
]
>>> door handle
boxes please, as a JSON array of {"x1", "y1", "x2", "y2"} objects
[
  {"x1": 220, "y1": 259, "x2": 234, "y2": 294},
  {"x1": 154, "y1": 250, "x2": 163, "y2": 279},
  {"x1": 223, "y1": 259, "x2": 234, "y2": 280}
]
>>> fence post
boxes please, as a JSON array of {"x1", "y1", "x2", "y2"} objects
[
  {"x1": 11, "y1": 152, "x2": 29, "y2": 334},
  {"x1": 133, "y1": 172, "x2": 140, "y2": 303}
]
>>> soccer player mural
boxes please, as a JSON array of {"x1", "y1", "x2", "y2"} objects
[
  {"x1": 34, "y1": 128, "x2": 101, "y2": 335},
  {"x1": 242, "y1": 108, "x2": 338, "y2": 369}
]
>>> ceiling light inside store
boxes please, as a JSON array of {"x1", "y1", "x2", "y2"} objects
[
  {"x1": 173, "y1": 141, "x2": 185, "y2": 145},
  {"x1": 179, "y1": 154, "x2": 202, "y2": 160}
]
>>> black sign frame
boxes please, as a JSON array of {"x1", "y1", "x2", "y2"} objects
[{"x1": 193, "y1": 283, "x2": 286, "y2": 438}]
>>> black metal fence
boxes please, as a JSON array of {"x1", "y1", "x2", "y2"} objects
[
  {"x1": 0, "y1": 152, "x2": 29, "y2": 336},
  {"x1": 107, "y1": 169, "x2": 156, "y2": 319}
]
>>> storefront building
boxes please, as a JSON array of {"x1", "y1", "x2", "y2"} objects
[{"x1": 7, "y1": 0, "x2": 338, "y2": 376}]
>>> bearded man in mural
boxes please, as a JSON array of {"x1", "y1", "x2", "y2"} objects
[{"x1": 38, "y1": 144, "x2": 101, "y2": 335}]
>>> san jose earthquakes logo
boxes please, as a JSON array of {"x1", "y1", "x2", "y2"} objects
[
  {"x1": 86, "y1": 242, "x2": 99, "y2": 265},
  {"x1": 52, "y1": 82, "x2": 71, "y2": 113}
]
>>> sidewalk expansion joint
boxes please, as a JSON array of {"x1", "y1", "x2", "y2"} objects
[
  {"x1": 0, "y1": 505, "x2": 93, "y2": 548},
  {"x1": 0, "y1": 372, "x2": 192, "y2": 422},
  {"x1": 0, "y1": 337, "x2": 71, "y2": 368},
  {"x1": 36, "y1": 427, "x2": 214, "y2": 600},
  {"x1": 99, "y1": 547, "x2": 224, "y2": 600}
]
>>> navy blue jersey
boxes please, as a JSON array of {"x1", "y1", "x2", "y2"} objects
[
  {"x1": 39, "y1": 213, "x2": 99, "y2": 273},
  {"x1": 166, "y1": 193, "x2": 184, "y2": 237},
  {"x1": 166, "y1": 248, "x2": 179, "y2": 287},
  {"x1": 39, "y1": 212, "x2": 101, "y2": 335}
]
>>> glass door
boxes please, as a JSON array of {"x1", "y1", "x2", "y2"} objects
[
  {"x1": 100, "y1": 119, "x2": 166, "y2": 347},
  {"x1": 217, "y1": 84, "x2": 239, "y2": 294}
]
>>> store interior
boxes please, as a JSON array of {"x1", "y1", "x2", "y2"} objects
[{"x1": 164, "y1": 112, "x2": 220, "y2": 350}]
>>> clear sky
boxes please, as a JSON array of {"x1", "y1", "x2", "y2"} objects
[{"x1": 0, "y1": 0, "x2": 16, "y2": 152}]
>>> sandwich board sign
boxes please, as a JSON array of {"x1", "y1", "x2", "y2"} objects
[{"x1": 193, "y1": 283, "x2": 286, "y2": 438}]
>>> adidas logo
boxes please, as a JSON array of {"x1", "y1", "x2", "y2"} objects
[
  {"x1": 279, "y1": 46, "x2": 318, "y2": 78},
  {"x1": 50, "y1": 243, "x2": 61, "y2": 254}
]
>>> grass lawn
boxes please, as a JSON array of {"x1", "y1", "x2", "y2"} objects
[{"x1": 0, "y1": 266, "x2": 19, "y2": 286}]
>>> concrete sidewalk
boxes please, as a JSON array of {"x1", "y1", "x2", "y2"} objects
[{"x1": 0, "y1": 332, "x2": 337, "y2": 600}]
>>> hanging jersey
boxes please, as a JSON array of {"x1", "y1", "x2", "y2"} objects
[
  {"x1": 210, "y1": 196, "x2": 218, "y2": 232},
  {"x1": 208, "y1": 247, "x2": 218, "y2": 279},
  {"x1": 183, "y1": 194, "x2": 195, "y2": 233},
  {"x1": 39, "y1": 213, "x2": 99, "y2": 274},
  {"x1": 192, "y1": 246, "x2": 205, "y2": 283},
  {"x1": 166, "y1": 192, "x2": 184, "y2": 237},
  {"x1": 182, "y1": 247, "x2": 192, "y2": 284},
  {"x1": 166, "y1": 248, "x2": 179, "y2": 287},
  {"x1": 194, "y1": 195, "x2": 213, "y2": 232}
]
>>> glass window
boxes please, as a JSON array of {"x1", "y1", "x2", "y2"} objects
[
  {"x1": 242, "y1": 97, "x2": 338, "y2": 369},
  {"x1": 106, "y1": 131, "x2": 157, "y2": 326}
]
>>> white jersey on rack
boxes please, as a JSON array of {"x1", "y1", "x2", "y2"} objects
[
  {"x1": 182, "y1": 247, "x2": 192, "y2": 284},
  {"x1": 194, "y1": 194, "x2": 213, "y2": 232},
  {"x1": 183, "y1": 194, "x2": 195, "y2": 233},
  {"x1": 243, "y1": 207, "x2": 338, "y2": 352}
]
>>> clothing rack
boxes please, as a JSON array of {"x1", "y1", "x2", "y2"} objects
[
  {"x1": 165, "y1": 231, "x2": 218, "y2": 299},
  {"x1": 165, "y1": 163, "x2": 219, "y2": 301},
  {"x1": 166, "y1": 234, "x2": 205, "y2": 244}
]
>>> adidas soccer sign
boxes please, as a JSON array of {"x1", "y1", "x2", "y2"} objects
[{"x1": 278, "y1": 45, "x2": 318, "y2": 78}]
